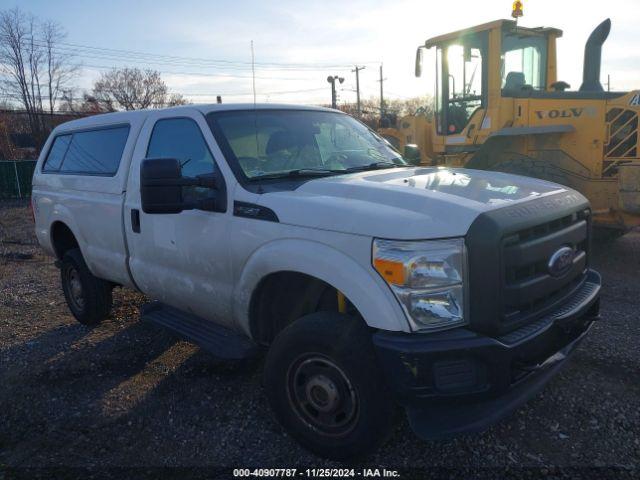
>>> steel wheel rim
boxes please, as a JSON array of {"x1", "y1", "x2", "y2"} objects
[
  {"x1": 286, "y1": 353, "x2": 359, "y2": 437},
  {"x1": 66, "y1": 267, "x2": 85, "y2": 311}
]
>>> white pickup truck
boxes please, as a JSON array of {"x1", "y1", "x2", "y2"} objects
[{"x1": 32, "y1": 104, "x2": 601, "y2": 459}]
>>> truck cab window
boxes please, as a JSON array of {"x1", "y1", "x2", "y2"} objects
[
  {"x1": 42, "y1": 134, "x2": 71, "y2": 172},
  {"x1": 208, "y1": 110, "x2": 403, "y2": 180},
  {"x1": 42, "y1": 126, "x2": 129, "y2": 175},
  {"x1": 147, "y1": 117, "x2": 216, "y2": 201}
]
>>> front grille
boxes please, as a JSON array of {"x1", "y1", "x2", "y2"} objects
[
  {"x1": 500, "y1": 209, "x2": 590, "y2": 331},
  {"x1": 497, "y1": 271, "x2": 599, "y2": 345}
]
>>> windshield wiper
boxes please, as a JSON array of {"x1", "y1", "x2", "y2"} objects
[
  {"x1": 248, "y1": 161, "x2": 408, "y2": 181},
  {"x1": 343, "y1": 161, "x2": 405, "y2": 173},
  {"x1": 248, "y1": 168, "x2": 343, "y2": 181}
]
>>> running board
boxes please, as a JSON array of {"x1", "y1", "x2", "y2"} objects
[{"x1": 140, "y1": 302, "x2": 258, "y2": 360}]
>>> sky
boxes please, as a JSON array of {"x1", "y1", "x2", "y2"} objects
[{"x1": 5, "y1": 0, "x2": 640, "y2": 106}]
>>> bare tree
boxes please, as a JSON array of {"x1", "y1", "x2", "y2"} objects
[
  {"x1": 0, "y1": 7, "x2": 78, "y2": 146},
  {"x1": 166, "y1": 92, "x2": 188, "y2": 107},
  {"x1": 41, "y1": 20, "x2": 77, "y2": 115},
  {"x1": 78, "y1": 92, "x2": 113, "y2": 113},
  {"x1": 93, "y1": 67, "x2": 188, "y2": 111},
  {"x1": 59, "y1": 89, "x2": 111, "y2": 114},
  {"x1": 0, "y1": 9, "x2": 43, "y2": 139}
]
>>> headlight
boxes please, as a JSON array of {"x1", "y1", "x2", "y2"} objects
[{"x1": 373, "y1": 238, "x2": 467, "y2": 332}]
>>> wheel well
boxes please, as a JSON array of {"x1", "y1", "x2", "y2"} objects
[
  {"x1": 50, "y1": 222, "x2": 79, "y2": 260},
  {"x1": 249, "y1": 271, "x2": 357, "y2": 345}
]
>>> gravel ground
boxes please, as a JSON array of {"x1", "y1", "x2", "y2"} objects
[{"x1": 0, "y1": 204, "x2": 638, "y2": 478}]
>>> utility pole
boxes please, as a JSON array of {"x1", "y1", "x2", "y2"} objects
[
  {"x1": 327, "y1": 75, "x2": 344, "y2": 109},
  {"x1": 352, "y1": 66, "x2": 365, "y2": 115},
  {"x1": 378, "y1": 63, "x2": 386, "y2": 118}
]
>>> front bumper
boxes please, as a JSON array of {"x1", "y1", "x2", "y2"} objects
[{"x1": 372, "y1": 269, "x2": 601, "y2": 440}]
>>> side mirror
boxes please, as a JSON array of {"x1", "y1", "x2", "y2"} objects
[
  {"x1": 140, "y1": 158, "x2": 218, "y2": 214},
  {"x1": 415, "y1": 47, "x2": 424, "y2": 78},
  {"x1": 404, "y1": 144, "x2": 422, "y2": 165},
  {"x1": 141, "y1": 158, "x2": 184, "y2": 214}
]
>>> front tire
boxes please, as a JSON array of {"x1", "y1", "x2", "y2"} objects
[
  {"x1": 60, "y1": 248, "x2": 112, "y2": 326},
  {"x1": 264, "y1": 312, "x2": 396, "y2": 460}
]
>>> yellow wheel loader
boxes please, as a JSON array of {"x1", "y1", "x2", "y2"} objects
[{"x1": 382, "y1": 18, "x2": 640, "y2": 232}]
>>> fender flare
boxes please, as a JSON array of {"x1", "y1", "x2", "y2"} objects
[
  {"x1": 233, "y1": 239, "x2": 410, "y2": 337},
  {"x1": 47, "y1": 205, "x2": 91, "y2": 267}
]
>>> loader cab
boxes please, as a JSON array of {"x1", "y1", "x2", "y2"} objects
[{"x1": 418, "y1": 20, "x2": 560, "y2": 153}]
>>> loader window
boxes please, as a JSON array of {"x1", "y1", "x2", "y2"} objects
[
  {"x1": 436, "y1": 35, "x2": 486, "y2": 136},
  {"x1": 446, "y1": 45, "x2": 483, "y2": 134},
  {"x1": 501, "y1": 33, "x2": 547, "y2": 91}
]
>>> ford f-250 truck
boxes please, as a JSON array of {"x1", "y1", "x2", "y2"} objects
[{"x1": 32, "y1": 104, "x2": 601, "y2": 459}]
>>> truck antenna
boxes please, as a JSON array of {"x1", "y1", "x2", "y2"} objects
[{"x1": 251, "y1": 40, "x2": 257, "y2": 106}]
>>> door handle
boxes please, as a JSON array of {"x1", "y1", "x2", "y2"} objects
[
  {"x1": 131, "y1": 209, "x2": 141, "y2": 233},
  {"x1": 466, "y1": 123, "x2": 476, "y2": 139}
]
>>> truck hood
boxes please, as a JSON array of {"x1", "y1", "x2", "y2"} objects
[{"x1": 257, "y1": 167, "x2": 570, "y2": 239}]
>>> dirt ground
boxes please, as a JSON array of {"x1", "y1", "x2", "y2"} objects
[{"x1": 0, "y1": 203, "x2": 639, "y2": 478}]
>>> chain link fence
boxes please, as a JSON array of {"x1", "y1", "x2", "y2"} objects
[{"x1": 0, "y1": 160, "x2": 37, "y2": 200}]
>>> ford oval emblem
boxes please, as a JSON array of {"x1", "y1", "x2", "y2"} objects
[{"x1": 548, "y1": 246, "x2": 575, "y2": 277}]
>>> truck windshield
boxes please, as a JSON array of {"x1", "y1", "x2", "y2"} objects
[{"x1": 207, "y1": 110, "x2": 406, "y2": 180}]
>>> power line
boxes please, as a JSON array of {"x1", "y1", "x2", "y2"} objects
[
  {"x1": 0, "y1": 43, "x2": 352, "y2": 77},
  {"x1": 0, "y1": 86, "x2": 328, "y2": 100},
  {"x1": 52, "y1": 39, "x2": 379, "y2": 69},
  {"x1": 1, "y1": 63, "x2": 329, "y2": 82},
  {"x1": 0, "y1": 34, "x2": 379, "y2": 71},
  {"x1": 0, "y1": 37, "x2": 361, "y2": 81},
  {"x1": 0, "y1": 34, "x2": 379, "y2": 105},
  {"x1": 79, "y1": 63, "x2": 327, "y2": 81}
]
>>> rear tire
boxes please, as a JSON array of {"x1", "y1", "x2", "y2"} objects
[
  {"x1": 264, "y1": 312, "x2": 396, "y2": 460},
  {"x1": 60, "y1": 248, "x2": 112, "y2": 326}
]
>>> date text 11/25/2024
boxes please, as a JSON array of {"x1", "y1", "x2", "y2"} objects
[{"x1": 232, "y1": 468, "x2": 401, "y2": 478}]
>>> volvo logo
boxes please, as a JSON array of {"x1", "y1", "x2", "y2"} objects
[
  {"x1": 534, "y1": 107, "x2": 597, "y2": 119},
  {"x1": 548, "y1": 246, "x2": 575, "y2": 277}
]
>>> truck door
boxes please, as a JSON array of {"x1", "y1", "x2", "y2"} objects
[{"x1": 124, "y1": 109, "x2": 234, "y2": 328}]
